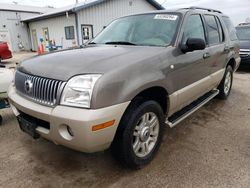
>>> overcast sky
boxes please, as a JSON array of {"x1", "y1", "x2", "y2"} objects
[{"x1": 0, "y1": 0, "x2": 249, "y2": 25}]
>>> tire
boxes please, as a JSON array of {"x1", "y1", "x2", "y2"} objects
[
  {"x1": 111, "y1": 99, "x2": 165, "y2": 169},
  {"x1": 217, "y1": 65, "x2": 233, "y2": 100}
]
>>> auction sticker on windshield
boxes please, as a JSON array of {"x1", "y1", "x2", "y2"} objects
[{"x1": 154, "y1": 14, "x2": 178, "y2": 21}]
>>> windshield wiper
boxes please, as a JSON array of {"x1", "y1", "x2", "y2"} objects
[{"x1": 105, "y1": 41, "x2": 136, "y2": 45}]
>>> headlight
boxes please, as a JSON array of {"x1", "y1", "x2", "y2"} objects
[{"x1": 60, "y1": 74, "x2": 101, "y2": 108}]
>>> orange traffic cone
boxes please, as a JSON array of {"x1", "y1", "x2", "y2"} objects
[
  {"x1": 38, "y1": 46, "x2": 41, "y2": 55},
  {"x1": 41, "y1": 44, "x2": 45, "y2": 54}
]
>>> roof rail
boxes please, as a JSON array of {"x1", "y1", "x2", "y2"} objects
[{"x1": 182, "y1": 6, "x2": 223, "y2": 14}]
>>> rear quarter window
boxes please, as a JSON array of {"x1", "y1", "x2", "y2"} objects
[{"x1": 222, "y1": 17, "x2": 238, "y2": 41}]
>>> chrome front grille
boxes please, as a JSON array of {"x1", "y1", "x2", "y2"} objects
[
  {"x1": 239, "y1": 49, "x2": 250, "y2": 57},
  {"x1": 15, "y1": 71, "x2": 65, "y2": 106}
]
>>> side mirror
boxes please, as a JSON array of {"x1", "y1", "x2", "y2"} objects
[{"x1": 181, "y1": 38, "x2": 206, "y2": 53}]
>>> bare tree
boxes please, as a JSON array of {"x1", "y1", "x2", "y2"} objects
[{"x1": 246, "y1": 17, "x2": 250, "y2": 23}]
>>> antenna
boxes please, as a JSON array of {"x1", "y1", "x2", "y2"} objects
[{"x1": 160, "y1": 0, "x2": 167, "y2": 6}]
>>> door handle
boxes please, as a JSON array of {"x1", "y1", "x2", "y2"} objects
[{"x1": 203, "y1": 53, "x2": 211, "y2": 59}]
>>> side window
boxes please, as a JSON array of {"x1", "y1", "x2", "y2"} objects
[
  {"x1": 183, "y1": 14, "x2": 206, "y2": 43},
  {"x1": 222, "y1": 16, "x2": 238, "y2": 41},
  {"x1": 215, "y1": 17, "x2": 225, "y2": 43},
  {"x1": 204, "y1": 15, "x2": 220, "y2": 45}
]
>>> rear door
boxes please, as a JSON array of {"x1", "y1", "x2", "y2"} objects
[{"x1": 202, "y1": 14, "x2": 227, "y2": 87}]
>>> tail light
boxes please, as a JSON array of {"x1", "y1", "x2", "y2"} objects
[{"x1": 0, "y1": 42, "x2": 9, "y2": 50}]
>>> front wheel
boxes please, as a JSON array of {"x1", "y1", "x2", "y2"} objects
[
  {"x1": 0, "y1": 115, "x2": 2, "y2": 126},
  {"x1": 217, "y1": 66, "x2": 233, "y2": 100},
  {"x1": 111, "y1": 100, "x2": 165, "y2": 169}
]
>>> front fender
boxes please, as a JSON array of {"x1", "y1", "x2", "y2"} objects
[{"x1": 91, "y1": 64, "x2": 172, "y2": 109}]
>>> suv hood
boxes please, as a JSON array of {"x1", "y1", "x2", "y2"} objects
[
  {"x1": 18, "y1": 45, "x2": 166, "y2": 81},
  {"x1": 239, "y1": 40, "x2": 250, "y2": 49}
]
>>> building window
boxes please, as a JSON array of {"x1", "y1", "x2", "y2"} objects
[
  {"x1": 65, "y1": 26, "x2": 75, "y2": 40},
  {"x1": 81, "y1": 25, "x2": 93, "y2": 43}
]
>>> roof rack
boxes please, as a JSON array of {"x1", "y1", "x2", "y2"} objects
[
  {"x1": 238, "y1": 22, "x2": 250, "y2": 26},
  {"x1": 182, "y1": 6, "x2": 223, "y2": 14}
]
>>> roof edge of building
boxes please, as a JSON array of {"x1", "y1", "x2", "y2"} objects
[
  {"x1": 22, "y1": 0, "x2": 165, "y2": 22},
  {"x1": 0, "y1": 9, "x2": 44, "y2": 14},
  {"x1": 146, "y1": 0, "x2": 165, "y2": 10},
  {"x1": 73, "y1": 0, "x2": 165, "y2": 11},
  {"x1": 22, "y1": 10, "x2": 74, "y2": 22}
]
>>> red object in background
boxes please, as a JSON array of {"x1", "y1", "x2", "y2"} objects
[
  {"x1": 38, "y1": 46, "x2": 41, "y2": 55},
  {"x1": 41, "y1": 44, "x2": 44, "y2": 54},
  {"x1": 0, "y1": 41, "x2": 12, "y2": 61}
]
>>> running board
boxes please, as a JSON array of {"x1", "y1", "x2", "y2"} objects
[{"x1": 166, "y1": 89, "x2": 219, "y2": 128}]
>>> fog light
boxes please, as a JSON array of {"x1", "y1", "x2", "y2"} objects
[
  {"x1": 67, "y1": 125, "x2": 74, "y2": 136},
  {"x1": 59, "y1": 124, "x2": 74, "y2": 141}
]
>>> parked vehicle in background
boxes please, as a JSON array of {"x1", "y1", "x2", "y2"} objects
[
  {"x1": 0, "y1": 68, "x2": 13, "y2": 99},
  {"x1": 0, "y1": 41, "x2": 12, "y2": 62},
  {"x1": 8, "y1": 7, "x2": 240, "y2": 169},
  {"x1": 236, "y1": 23, "x2": 250, "y2": 68},
  {"x1": 0, "y1": 67, "x2": 13, "y2": 125}
]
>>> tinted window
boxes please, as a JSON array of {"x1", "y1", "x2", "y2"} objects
[
  {"x1": 215, "y1": 17, "x2": 224, "y2": 42},
  {"x1": 93, "y1": 14, "x2": 180, "y2": 47},
  {"x1": 204, "y1": 15, "x2": 220, "y2": 45},
  {"x1": 222, "y1": 17, "x2": 238, "y2": 41},
  {"x1": 183, "y1": 14, "x2": 206, "y2": 43},
  {"x1": 236, "y1": 26, "x2": 250, "y2": 40}
]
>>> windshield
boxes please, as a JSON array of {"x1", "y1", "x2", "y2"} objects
[
  {"x1": 236, "y1": 26, "x2": 250, "y2": 40},
  {"x1": 92, "y1": 13, "x2": 180, "y2": 47}
]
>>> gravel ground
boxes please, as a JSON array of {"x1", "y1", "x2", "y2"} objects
[{"x1": 0, "y1": 69, "x2": 250, "y2": 188}]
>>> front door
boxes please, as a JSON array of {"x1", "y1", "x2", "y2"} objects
[
  {"x1": 81, "y1": 25, "x2": 93, "y2": 44},
  {"x1": 173, "y1": 14, "x2": 211, "y2": 111},
  {"x1": 31, "y1": 29, "x2": 38, "y2": 51}
]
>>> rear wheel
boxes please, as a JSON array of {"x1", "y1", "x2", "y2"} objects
[
  {"x1": 111, "y1": 100, "x2": 165, "y2": 169},
  {"x1": 217, "y1": 66, "x2": 233, "y2": 99}
]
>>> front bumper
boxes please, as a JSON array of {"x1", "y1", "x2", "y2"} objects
[
  {"x1": 8, "y1": 85, "x2": 130, "y2": 153},
  {"x1": 240, "y1": 56, "x2": 250, "y2": 67}
]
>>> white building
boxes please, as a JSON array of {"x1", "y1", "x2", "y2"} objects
[
  {"x1": 0, "y1": 3, "x2": 53, "y2": 52},
  {"x1": 22, "y1": 0, "x2": 164, "y2": 51}
]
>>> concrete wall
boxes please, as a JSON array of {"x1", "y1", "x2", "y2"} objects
[
  {"x1": 0, "y1": 10, "x2": 39, "y2": 52},
  {"x1": 77, "y1": 0, "x2": 157, "y2": 44},
  {"x1": 28, "y1": 14, "x2": 77, "y2": 51}
]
